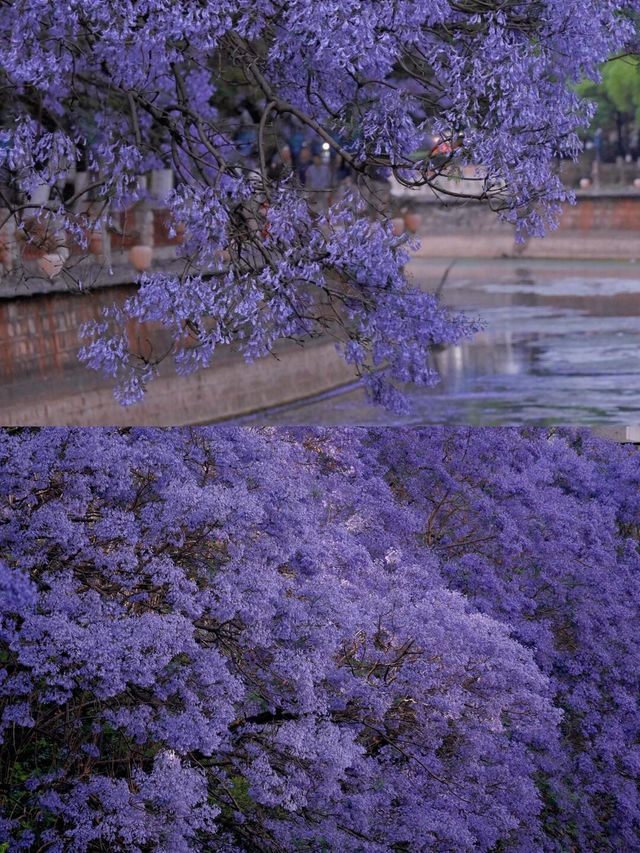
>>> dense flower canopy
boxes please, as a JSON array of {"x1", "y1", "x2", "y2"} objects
[
  {"x1": 0, "y1": 1, "x2": 637, "y2": 406},
  {"x1": 0, "y1": 426, "x2": 638, "y2": 851}
]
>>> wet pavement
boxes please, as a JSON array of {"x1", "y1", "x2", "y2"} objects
[{"x1": 240, "y1": 258, "x2": 640, "y2": 426}]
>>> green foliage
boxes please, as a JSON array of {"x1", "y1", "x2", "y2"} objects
[
  {"x1": 603, "y1": 56, "x2": 640, "y2": 122},
  {"x1": 578, "y1": 56, "x2": 640, "y2": 130},
  {"x1": 228, "y1": 775, "x2": 256, "y2": 814}
]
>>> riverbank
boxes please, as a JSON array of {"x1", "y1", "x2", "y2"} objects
[
  {"x1": 1, "y1": 333, "x2": 357, "y2": 426},
  {"x1": 1, "y1": 203, "x2": 638, "y2": 425}
]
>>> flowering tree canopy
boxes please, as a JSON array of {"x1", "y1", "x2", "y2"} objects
[
  {"x1": 0, "y1": 1, "x2": 637, "y2": 406},
  {"x1": 1, "y1": 427, "x2": 639, "y2": 851}
]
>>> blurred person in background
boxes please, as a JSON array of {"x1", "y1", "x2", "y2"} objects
[{"x1": 305, "y1": 152, "x2": 332, "y2": 215}]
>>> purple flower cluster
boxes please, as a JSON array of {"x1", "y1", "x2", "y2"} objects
[
  {"x1": 1, "y1": 2, "x2": 636, "y2": 406},
  {"x1": 0, "y1": 427, "x2": 638, "y2": 851}
]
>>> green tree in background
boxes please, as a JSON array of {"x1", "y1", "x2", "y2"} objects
[{"x1": 578, "y1": 56, "x2": 640, "y2": 158}]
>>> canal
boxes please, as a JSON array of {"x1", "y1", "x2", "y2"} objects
[{"x1": 239, "y1": 257, "x2": 640, "y2": 426}]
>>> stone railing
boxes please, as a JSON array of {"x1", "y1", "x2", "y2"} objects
[{"x1": 0, "y1": 169, "x2": 182, "y2": 297}]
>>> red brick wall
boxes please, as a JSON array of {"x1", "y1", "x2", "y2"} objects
[
  {"x1": 0, "y1": 284, "x2": 357, "y2": 425},
  {"x1": 414, "y1": 195, "x2": 640, "y2": 235},
  {"x1": 558, "y1": 198, "x2": 640, "y2": 231},
  {"x1": 0, "y1": 285, "x2": 136, "y2": 381}
]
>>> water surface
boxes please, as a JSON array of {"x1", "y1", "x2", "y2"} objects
[{"x1": 241, "y1": 258, "x2": 640, "y2": 426}]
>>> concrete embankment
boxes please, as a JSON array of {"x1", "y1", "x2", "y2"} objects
[{"x1": 1, "y1": 301, "x2": 357, "y2": 426}]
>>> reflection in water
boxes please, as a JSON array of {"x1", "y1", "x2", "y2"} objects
[{"x1": 243, "y1": 258, "x2": 640, "y2": 426}]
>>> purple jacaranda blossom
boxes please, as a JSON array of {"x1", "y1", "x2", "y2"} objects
[{"x1": 0, "y1": 427, "x2": 639, "y2": 850}]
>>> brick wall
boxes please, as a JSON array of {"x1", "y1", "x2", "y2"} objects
[
  {"x1": 0, "y1": 278, "x2": 358, "y2": 426},
  {"x1": 413, "y1": 195, "x2": 640, "y2": 234},
  {"x1": 0, "y1": 289, "x2": 357, "y2": 425},
  {"x1": 0, "y1": 285, "x2": 136, "y2": 382},
  {"x1": 558, "y1": 197, "x2": 640, "y2": 231}
]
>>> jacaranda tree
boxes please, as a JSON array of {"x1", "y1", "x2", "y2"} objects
[
  {"x1": 0, "y1": 427, "x2": 638, "y2": 851},
  {"x1": 0, "y1": 2, "x2": 637, "y2": 408}
]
